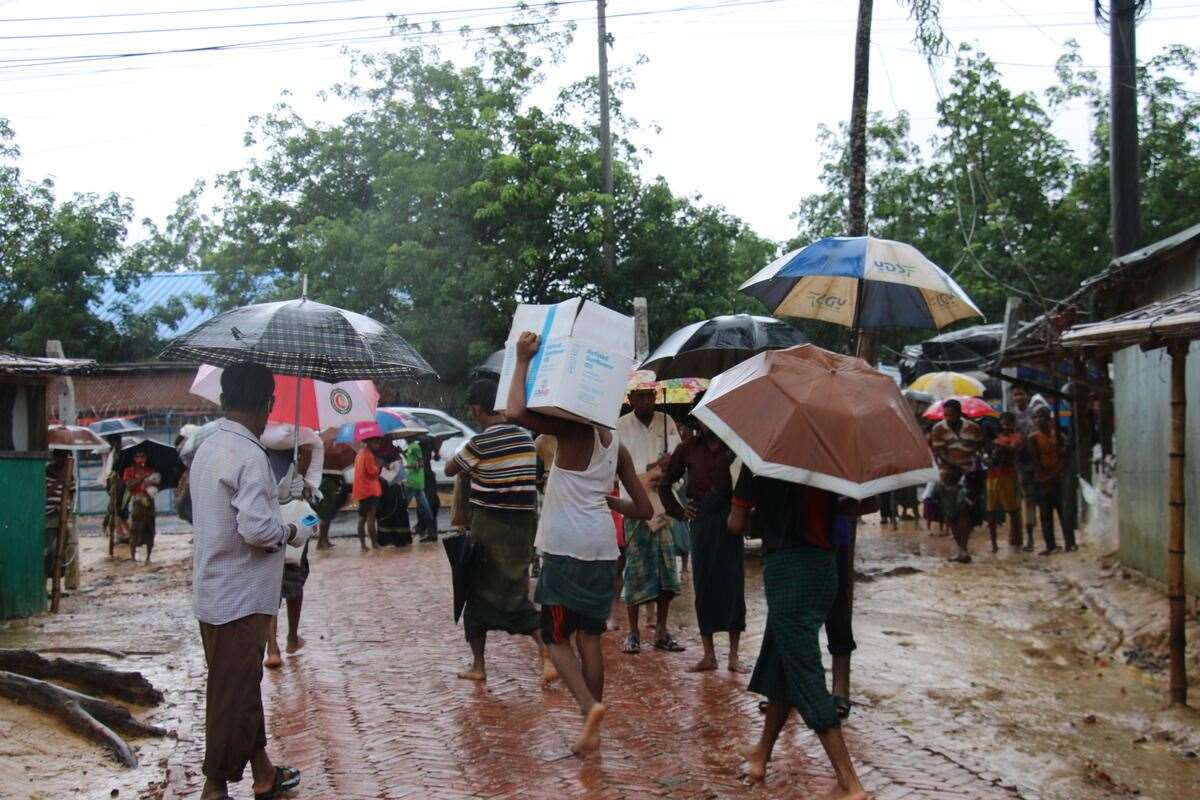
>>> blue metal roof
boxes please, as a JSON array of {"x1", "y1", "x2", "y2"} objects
[{"x1": 94, "y1": 271, "x2": 217, "y2": 338}]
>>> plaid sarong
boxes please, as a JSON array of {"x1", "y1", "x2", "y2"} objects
[
  {"x1": 622, "y1": 519, "x2": 681, "y2": 606},
  {"x1": 748, "y1": 546, "x2": 841, "y2": 731}
]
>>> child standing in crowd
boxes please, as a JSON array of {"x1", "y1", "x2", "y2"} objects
[
  {"x1": 353, "y1": 436, "x2": 384, "y2": 551},
  {"x1": 986, "y1": 412, "x2": 1025, "y2": 552},
  {"x1": 1028, "y1": 405, "x2": 1075, "y2": 554},
  {"x1": 122, "y1": 450, "x2": 161, "y2": 563},
  {"x1": 932, "y1": 465, "x2": 973, "y2": 563},
  {"x1": 504, "y1": 331, "x2": 654, "y2": 755}
]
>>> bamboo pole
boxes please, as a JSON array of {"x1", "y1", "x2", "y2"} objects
[
  {"x1": 50, "y1": 454, "x2": 74, "y2": 614},
  {"x1": 1167, "y1": 342, "x2": 1188, "y2": 706}
]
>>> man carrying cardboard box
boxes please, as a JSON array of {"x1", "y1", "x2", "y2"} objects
[{"x1": 504, "y1": 330, "x2": 654, "y2": 756}]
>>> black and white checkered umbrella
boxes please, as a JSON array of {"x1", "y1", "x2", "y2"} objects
[{"x1": 159, "y1": 298, "x2": 437, "y2": 382}]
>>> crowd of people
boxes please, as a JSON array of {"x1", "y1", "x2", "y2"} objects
[
  {"x1": 182, "y1": 338, "x2": 909, "y2": 800},
  {"x1": 920, "y1": 387, "x2": 1077, "y2": 563}
]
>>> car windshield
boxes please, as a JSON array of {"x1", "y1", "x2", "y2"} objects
[{"x1": 410, "y1": 413, "x2": 461, "y2": 437}]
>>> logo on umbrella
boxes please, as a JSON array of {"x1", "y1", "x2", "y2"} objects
[
  {"x1": 872, "y1": 260, "x2": 916, "y2": 277},
  {"x1": 807, "y1": 291, "x2": 848, "y2": 310},
  {"x1": 330, "y1": 388, "x2": 354, "y2": 415}
]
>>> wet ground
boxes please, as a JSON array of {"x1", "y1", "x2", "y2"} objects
[{"x1": 1, "y1": 514, "x2": 1197, "y2": 799}]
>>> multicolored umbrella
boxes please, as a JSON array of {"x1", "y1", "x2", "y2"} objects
[
  {"x1": 693, "y1": 344, "x2": 936, "y2": 499},
  {"x1": 921, "y1": 396, "x2": 999, "y2": 421},
  {"x1": 335, "y1": 411, "x2": 428, "y2": 444},
  {"x1": 739, "y1": 236, "x2": 982, "y2": 330},
  {"x1": 625, "y1": 371, "x2": 709, "y2": 404},
  {"x1": 190, "y1": 364, "x2": 379, "y2": 430},
  {"x1": 908, "y1": 371, "x2": 985, "y2": 400}
]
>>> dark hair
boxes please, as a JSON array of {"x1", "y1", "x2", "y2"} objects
[
  {"x1": 1034, "y1": 405, "x2": 1052, "y2": 419},
  {"x1": 221, "y1": 363, "x2": 275, "y2": 412},
  {"x1": 999, "y1": 411, "x2": 1015, "y2": 423},
  {"x1": 942, "y1": 398, "x2": 962, "y2": 412},
  {"x1": 467, "y1": 378, "x2": 499, "y2": 409}
]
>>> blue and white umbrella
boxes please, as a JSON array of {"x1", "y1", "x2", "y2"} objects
[{"x1": 739, "y1": 236, "x2": 983, "y2": 330}]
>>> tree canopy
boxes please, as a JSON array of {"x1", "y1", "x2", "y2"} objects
[
  {"x1": 791, "y1": 42, "x2": 1200, "y2": 334},
  {"x1": 3, "y1": 23, "x2": 1198, "y2": 375}
]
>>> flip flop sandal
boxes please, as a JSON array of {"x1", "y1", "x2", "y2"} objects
[
  {"x1": 255, "y1": 766, "x2": 301, "y2": 800},
  {"x1": 833, "y1": 695, "x2": 852, "y2": 719},
  {"x1": 621, "y1": 633, "x2": 641, "y2": 654},
  {"x1": 654, "y1": 633, "x2": 686, "y2": 652}
]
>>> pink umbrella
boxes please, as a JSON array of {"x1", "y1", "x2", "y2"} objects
[
  {"x1": 347, "y1": 421, "x2": 387, "y2": 443},
  {"x1": 190, "y1": 364, "x2": 378, "y2": 430},
  {"x1": 922, "y1": 395, "x2": 999, "y2": 421}
]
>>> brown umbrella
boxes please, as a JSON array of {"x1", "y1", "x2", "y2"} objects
[
  {"x1": 48, "y1": 425, "x2": 110, "y2": 452},
  {"x1": 692, "y1": 344, "x2": 936, "y2": 499}
]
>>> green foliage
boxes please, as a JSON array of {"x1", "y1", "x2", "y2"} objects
[
  {"x1": 791, "y1": 42, "x2": 1200, "y2": 335},
  {"x1": 163, "y1": 17, "x2": 774, "y2": 380},
  {"x1": 0, "y1": 120, "x2": 176, "y2": 361}
]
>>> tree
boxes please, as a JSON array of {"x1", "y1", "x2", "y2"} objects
[
  {"x1": 157, "y1": 18, "x2": 775, "y2": 381},
  {"x1": 846, "y1": 0, "x2": 947, "y2": 361},
  {"x1": 791, "y1": 43, "x2": 1200, "y2": 352}
]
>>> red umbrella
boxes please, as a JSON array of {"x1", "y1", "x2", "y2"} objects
[{"x1": 922, "y1": 395, "x2": 998, "y2": 421}]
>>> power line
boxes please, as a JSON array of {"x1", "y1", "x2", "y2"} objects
[
  {"x1": 0, "y1": 0, "x2": 369, "y2": 23},
  {"x1": 0, "y1": 0, "x2": 791, "y2": 71}
]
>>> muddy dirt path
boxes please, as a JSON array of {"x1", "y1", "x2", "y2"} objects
[{"x1": 850, "y1": 518, "x2": 1200, "y2": 800}]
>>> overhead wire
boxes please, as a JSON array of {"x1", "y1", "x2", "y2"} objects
[{"x1": 0, "y1": 0, "x2": 792, "y2": 71}]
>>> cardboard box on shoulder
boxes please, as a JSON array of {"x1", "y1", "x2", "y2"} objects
[{"x1": 494, "y1": 297, "x2": 634, "y2": 429}]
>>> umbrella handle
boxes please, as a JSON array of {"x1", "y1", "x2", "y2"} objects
[{"x1": 290, "y1": 380, "x2": 302, "y2": 499}]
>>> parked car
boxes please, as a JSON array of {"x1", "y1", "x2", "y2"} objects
[{"x1": 386, "y1": 406, "x2": 478, "y2": 488}]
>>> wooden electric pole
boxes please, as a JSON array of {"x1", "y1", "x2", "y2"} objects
[
  {"x1": 1106, "y1": 0, "x2": 1143, "y2": 257},
  {"x1": 597, "y1": 0, "x2": 615, "y2": 273},
  {"x1": 848, "y1": 0, "x2": 876, "y2": 365}
]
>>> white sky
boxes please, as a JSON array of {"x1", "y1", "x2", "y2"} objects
[{"x1": 3, "y1": 0, "x2": 1198, "y2": 245}]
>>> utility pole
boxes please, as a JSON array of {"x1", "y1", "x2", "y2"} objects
[
  {"x1": 1107, "y1": 0, "x2": 1143, "y2": 257},
  {"x1": 597, "y1": 0, "x2": 615, "y2": 273},
  {"x1": 633, "y1": 297, "x2": 649, "y2": 363},
  {"x1": 848, "y1": 0, "x2": 876, "y2": 365}
]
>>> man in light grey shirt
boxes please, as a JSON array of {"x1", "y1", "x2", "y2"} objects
[{"x1": 188, "y1": 363, "x2": 312, "y2": 800}]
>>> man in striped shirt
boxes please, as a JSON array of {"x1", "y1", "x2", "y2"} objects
[{"x1": 446, "y1": 379, "x2": 555, "y2": 684}]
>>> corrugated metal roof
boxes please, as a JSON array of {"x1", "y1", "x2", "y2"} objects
[
  {"x1": 93, "y1": 271, "x2": 217, "y2": 338},
  {"x1": 0, "y1": 353, "x2": 96, "y2": 375}
]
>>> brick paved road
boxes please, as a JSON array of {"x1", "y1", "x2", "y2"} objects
[{"x1": 159, "y1": 541, "x2": 1024, "y2": 800}]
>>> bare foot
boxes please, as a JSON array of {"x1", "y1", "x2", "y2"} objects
[
  {"x1": 264, "y1": 651, "x2": 282, "y2": 669},
  {"x1": 738, "y1": 743, "x2": 767, "y2": 783},
  {"x1": 542, "y1": 655, "x2": 559, "y2": 684},
  {"x1": 687, "y1": 657, "x2": 718, "y2": 673},
  {"x1": 573, "y1": 703, "x2": 606, "y2": 754},
  {"x1": 815, "y1": 785, "x2": 868, "y2": 800},
  {"x1": 727, "y1": 660, "x2": 752, "y2": 674},
  {"x1": 456, "y1": 668, "x2": 486, "y2": 681},
  {"x1": 360, "y1": 543, "x2": 369, "y2": 553},
  {"x1": 286, "y1": 636, "x2": 305, "y2": 654}
]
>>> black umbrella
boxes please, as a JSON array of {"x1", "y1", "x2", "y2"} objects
[
  {"x1": 441, "y1": 531, "x2": 478, "y2": 623},
  {"x1": 471, "y1": 348, "x2": 505, "y2": 379},
  {"x1": 116, "y1": 439, "x2": 186, "y2": 490},
  {"x1": 641, "y1": 314, "x2": 809, "y2": 379},
  {"x1": 159, "y1": 298, "x2": 437, "y2": 382}
]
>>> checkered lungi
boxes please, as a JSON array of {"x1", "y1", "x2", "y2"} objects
[
  {"x1": 748, "y1": 546, "x2": 841, "y2": 731},
  {"x1": 621, "y1": 519, "x2": 681, "y2": 606}
]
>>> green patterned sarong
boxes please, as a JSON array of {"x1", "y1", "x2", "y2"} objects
[
  {"x1": 621, "y1": 519, "x2": 681, "y2": 606},
  {"x1": 748, "y1": 546, "x2": 841, "y2": 731}
]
